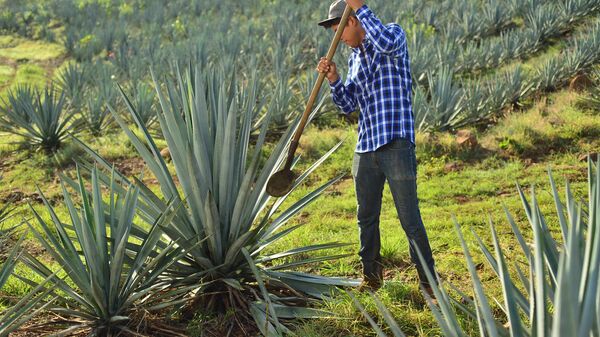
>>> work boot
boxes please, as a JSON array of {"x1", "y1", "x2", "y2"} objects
[
  {"x1": 358, "y1": 263, "x2": 384, "y2": 292},
  {"x1": 358, "y1": 275, "x2": 383, "y2": 292}
]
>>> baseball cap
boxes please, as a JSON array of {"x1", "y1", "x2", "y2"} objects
[{"x1": 318, "y1": 0, "x2": 355, "y2": 27}]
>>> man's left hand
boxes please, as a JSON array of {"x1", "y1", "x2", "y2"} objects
[{"x1": 345, "y1": 0, "x2": 364, "y2": 11}]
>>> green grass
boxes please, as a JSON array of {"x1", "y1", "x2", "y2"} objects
[
  {"x1": 481, "y1": 91, "x2": 600, "y2": 157},
  {"x1": 0, "y1": 39, "x2": 65, "y2": 61},
  {"x1": 0, "y1": 35, "x2": 17, "y2": 48},
  {"x1": 0, "y1": 35, "x2": 66, "y2": 99},
  {"x1": 0, "y1": 64, "x2": 14, "y2": 87},
  {"x1": 10, "y1": 64, "x2": 47, "y2": 89}
]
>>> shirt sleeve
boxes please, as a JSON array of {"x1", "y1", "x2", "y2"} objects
[
  {"x1": 355, "y1": 5, "x2": 407, "y2": 56},
  {"x1": 329, "y1": 78, "x2": 357, "y2": 114}
]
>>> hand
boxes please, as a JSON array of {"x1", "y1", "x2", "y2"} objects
[
  {"x1": 316, "y1": 57, "x2": 340, "y2": 83},
  {"x1": 345, "y1": 0, "x2": 364, "y2": 11}
]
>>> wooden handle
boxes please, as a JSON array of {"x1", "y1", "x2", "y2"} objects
[{"x1": 284, "y1": 4, "x2": 353, "y2": 170}]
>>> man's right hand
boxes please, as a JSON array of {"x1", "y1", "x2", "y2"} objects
[{"x1": 316, "y1": 57, "x2": 340, "y2": 83}]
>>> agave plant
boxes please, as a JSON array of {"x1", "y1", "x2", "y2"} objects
[
  {"x1": 353, "y1": 158, "x2": 600, "y2": 336},
  {"x1": 412, "y1": 84, "x2": 431, "y2": 132},
  {"x1": 0, "y1": 86, "x2": 77, "y2": 153},
  {"x1": 126, "y1": 81, "x2": 157, "y2": 128},
  {"x1": 535, "y1": 58, "x2": 565, "y2": 92},
  {"x1": 421, "y1": 159, "x2": 600, "y2": 336},
  {"x1": 407, "y1": 29, "x2": 435, "y2": 84},
  {"x1": 423, "y1": 66, "x2": 463, "y2": 131},
  {"x1": 526, "y1": 4, "x2": 566, "y2": 41},
  {"x1": 55, "y1": 62, "x2": 87, "y2": 108},
  {"x1": 81, "y1": 94, "x2": 112, "y2": 136},
  {"x1": 90, "y1": 61, "x2": 118, "y2": 105},
  {"x1": 19, "y1": 166, "x2": 188, "y2": 336},
  {"x1": 78, "y1": 65, "x2": 356, "y2": 334}
]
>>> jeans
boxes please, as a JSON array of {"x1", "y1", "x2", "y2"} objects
[{"x1": 351, "y1": 138, "x2": 436, "y2": 286}]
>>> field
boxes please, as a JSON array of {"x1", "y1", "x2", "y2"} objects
[{"x1": 0, "y1": 0, "x2": 599, "y2": 336}]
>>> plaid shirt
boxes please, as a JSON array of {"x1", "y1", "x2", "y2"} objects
[{"x1": 329, "y1": 5, "x2": 414, "y2": 153}]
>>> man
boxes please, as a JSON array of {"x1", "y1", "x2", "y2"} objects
[{"x1": 316, "y1": 0, "x2": 436, "y2": 293}]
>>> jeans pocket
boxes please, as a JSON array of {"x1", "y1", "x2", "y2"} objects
[{"x1": 379, "y1": 146, "x2": 416, "y2": 180}]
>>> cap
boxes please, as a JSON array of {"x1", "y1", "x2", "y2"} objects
[{"x1": 318, "y1": 0, "x2": 355, "y2": 27}]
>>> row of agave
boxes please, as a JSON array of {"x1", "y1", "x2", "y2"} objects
[
  {"x1": 0, "y1": 65, "x2": 358, "y2": 336},
  {"x1": 413, "y1": 0, "x2": 538, "y2": 45},
  {"x1": 415, "y1": 20, "x2": 600, "y2": 131},
  {"x1": 354, "y1": 158, "x2": 599, "y2": 337},
  {"x1": 457, "y1": 0, "x2": 600, "y2": 74},
  {"x1": 410, "y1": 0, "x2": 600, "y2": 83}
]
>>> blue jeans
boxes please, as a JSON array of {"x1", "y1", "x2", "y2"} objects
[{"x1": 351, "y1": 138, "x2": 435, "y2": 286}]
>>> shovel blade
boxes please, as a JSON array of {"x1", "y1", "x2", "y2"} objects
[{"x1": 266, "y1": 170, "x2": 298, "y2": 197}]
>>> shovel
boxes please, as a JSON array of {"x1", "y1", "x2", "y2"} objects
[{"x1": 266, "y1": 4, "x2": 353, "y2": 197}]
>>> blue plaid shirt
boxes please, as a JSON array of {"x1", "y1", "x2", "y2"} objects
[{"x1": 329, "y1": 5, "x2": 414, "y2": 153}]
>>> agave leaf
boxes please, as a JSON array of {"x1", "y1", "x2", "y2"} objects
[
  {"x1": 488, "y1": 218, "x2": 525, "y2": 336},
  {"x1": 471, "y1": 228, "x2": 530, "y2": 316},
  {"x1": 530, "y1": 189, "x2": 550, "y2": 337},
  {"x1": 0, "y1": 272, "x2": 58, "y2": 336},
  {"x1": 414, "y1": 242, "x2": 467, "y2": 336},
  {"x1": 0, "y1": 231, "x2": 26, "y2": 288},
  {"x1": 242, "y1": 248, "x2": 284, "y2": 336}
]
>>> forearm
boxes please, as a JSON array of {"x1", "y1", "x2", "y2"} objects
[{"x1": 330, "y1": 79, "x2": 357, "y2": 114}]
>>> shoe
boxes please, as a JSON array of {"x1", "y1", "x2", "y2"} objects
[
  {"x1": 423, "y1": 285, "x2": 438, "y2": 306},
  {"x1": 358, "y1": 276, "x2": 383, "y2": 292},
  {"x1": 358, "y1": 261, "x2": 384, "y2": 292}
]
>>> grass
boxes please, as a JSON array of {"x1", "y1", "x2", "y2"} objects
[
  {"x1": 10, "y1": 64, "x2": 48, "y2": 90},
  {"x1": 0, "y1": 64, "x2": 14, "y2": 87},
  {"x1": 481, "y1": 90, "x2": 600, "y2": 157},
  {"x1": 0, "y1": 35, "x2": 17, "y2": 48},
  {"x1": 0, "y1": 38, "x2": 65, "y2": 61},
  {"x1": 0, "y1": 35, "x2": 66, "y2": 100}
]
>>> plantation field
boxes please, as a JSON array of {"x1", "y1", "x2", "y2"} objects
[{"x1": 0, "y1": 0, "x2": 599, "y2": 336}]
